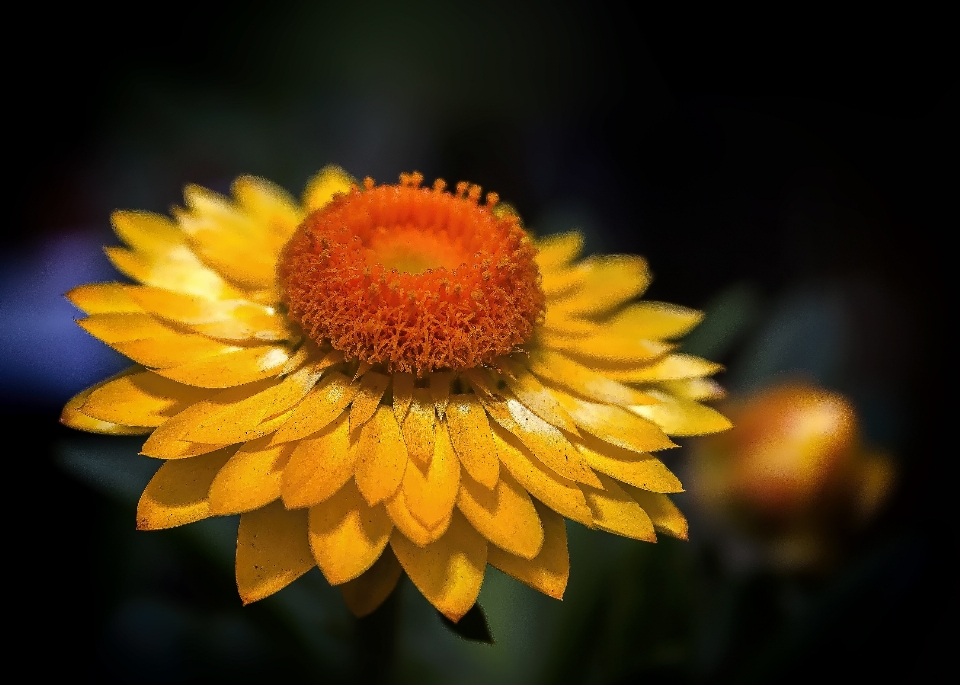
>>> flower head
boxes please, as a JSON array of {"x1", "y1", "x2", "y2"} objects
[{"x1": 62, "y1": 166, "x2": 730, "y2": 622}]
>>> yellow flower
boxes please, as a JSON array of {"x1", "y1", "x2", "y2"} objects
[{"x1": 61, "y1": 167, "x2": 730, "y2": 622}]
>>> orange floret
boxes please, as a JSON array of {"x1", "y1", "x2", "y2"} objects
[{"x1": 279, "y1": 173, "x2": 545, "y2": 375}]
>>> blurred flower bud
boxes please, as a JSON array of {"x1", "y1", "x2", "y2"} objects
[{"x1": 689, "y1": 380, "x2": 895, "y2": 569}]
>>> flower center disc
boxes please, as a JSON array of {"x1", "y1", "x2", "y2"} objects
[{"x1": 280, "y1": 173, "x2": 545, "y2": 375}]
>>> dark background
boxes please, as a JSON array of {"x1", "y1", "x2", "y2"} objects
[{"x1": 4, "y1": 3, "x2": 952, "y2": 683}]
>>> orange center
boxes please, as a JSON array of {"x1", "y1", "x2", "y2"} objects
[{"x1": 279, "y1": 173, "x2": 545, "y2": 375}]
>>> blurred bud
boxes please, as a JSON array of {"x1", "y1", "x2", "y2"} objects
[{"x1": 690, "y1": 380, "x2": 895, "y2": 569}]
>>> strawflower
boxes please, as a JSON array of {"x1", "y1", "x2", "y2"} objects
[{"x1": 62, "y1": 167, "x2": 731, "y2": 621}]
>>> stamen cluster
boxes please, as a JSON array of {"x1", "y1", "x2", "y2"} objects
[{"x1": 280, "y1": 173, "x2": 545, "y2": 375}]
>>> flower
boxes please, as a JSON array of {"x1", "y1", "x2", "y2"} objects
[
  {"x1": 62, "y1": 167, "x2": 730, "y2": 621},
  {"x1": 689, "y1": 381, "x2": 895, "y2": 569}
]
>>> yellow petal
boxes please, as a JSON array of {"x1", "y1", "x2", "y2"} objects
[
  {"x1": 355, "y1": 406, "x2": 408, "y2": 506},
  {"x1": 528, "y1": 349, "x2": 657, "y2": 406},
  {"x1": 630, "y1": 391, "x2": 732, "y2": 436},
  {"x1": 139, "y1": 381, "x2": 274, "y2": 458},
  {"x1": 340, "y1": 547, "x2": 404, "y2": 618},
  {"x1": 112, "y1": 210, "x2": 185, "y2": 255},
  {"x1": 136, "y1": 448, "x2": 234, "y2": 530},
  {"x1": 457, "y1": 468, "x2": 543, "y2": 560},
  {"x1": 177, "y1": 185, "x2": 281, "y2": 290},
  {"x1": 401, "y1": 388, "x2": 436, "y2": 467},
  {"x1": 490, "y1": 424, "x2": 593, "y2": 526},
  {"x1": 236, "y1": 501, "x2": 314, "y2": 604},
  {"x1": 308, "y1": 479, "x2": 393, "y2": 585},
  {"x1": 657, "y1": 377, "x2": 726, "y2": 401},
  {"x1": 575, "y1": 435, "x2": 683, "y2": 493},
  {"x1": 208, "y1": 438, "x2": 293, "y2": 515},
  {"x1": 548, "y1": 255, "x2": 651, "y2": 316},
  {"x1": 77, "y1": 312, "x2": 178, "y2": 344},
  {"x1": 548, "y1": 387, "x2": 677, "y2": 454},
  {"x1": 231, "y1": 175, "x2": 304, "y2": 245},
  {"x1": 302, "y1": 165, "x2": 356, "y2": 212},
  {"x1": 281, "y1": 413, "x2": 355, "y2": 509},
  {"x1": 115, "y1": 336, "x2": 242, "y2": 369},
  {"x1": 385, "y1": 488, "x2": 452, "y2": 547},
  {"x1": 534, "y1": 232, "x2": 584, "y2": 273},
  {"x1": 445, "y1": 394, "x2": 499, "y2": 489},
  {"x1": 272, "y1": 372, "x2": 359, "y2": 443},
  {"x1": 624, "y1": 486, "x2": 688, "y2": 540},
  {"x1": 184, "y1": 364, "x2": 322, "y2": 443},
  {"x1": 104, "y1": 244, "x2": 242, "y2": 300},
  {"x1": 542, "y1": 331, "x2": 673, "y2": 366},
  {"x1": 81, "y1": 371, "x2": 211, "y2": 427},
  {"x1": 350, "y1": 371, "x2": 391, "y2": 431},
  {"x1": 66, "y1": 282, "x2": 142, "y2": 314},
  {"x1": 487, "y1": 501, "x2": 569, "y2": 599},
  {"x1": 390, "y1": 510, "x2": 487, "y2": 622},
  {"x1": 604, "y1": 353, "x2": 723, "y2": 383},
  {"x1": 478, "y1": 391, "x2": 600, "y2": 487},
  {"x1": 392, "y1": 372, "x2": 415, "y2": 425},
  {"x1": 401, "y1": 421, "x2": 461, "y2": 530},
  {"x1": 61, "y1": 370, "x2": 153, "y2": 435},
  {"x1": 605, "y1": 302, "x2": 703, "y2": 340},
  {"x1": 154, "y1": 346, "x2": 289, "y2": 388},
  {"x1": 581, "y1": 473, "x2": 656, "y2": 541},
  {"x1": 430, "y1": 371, "x2": 454, "y2": 418},
  {"x1": 499, "y1": 361, "x2": 580, "y2": 435}
]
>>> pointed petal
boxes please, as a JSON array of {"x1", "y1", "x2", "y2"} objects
[
  {"x1": 136, "y1": 448, "x2": 234, "y2": 530},
  {"x1": 281, "y1": 413, "x2": 355, "y2": 508},
  {"x1": 77, "y1": 312, "x2": 178, "y2": 344},
  {"x1": 401, "y1": 388, "x2": 436, "y2": 467},
  {"x1": 631, "y1": 391, "x2": 732, "y2": 436},
  {"x1": 349, "y1": 371, "x2": 390, "y2": 431},
  {"x1": 604, "y1": 354, "x2": 723, "y2": 383},
  {"x1": 112, "y1": 335, "x2": 240, "y2": 369},
  {"x1": 445, "y1": 394, "x2": 499, "y2": 489},
  {"x1": 112, "y1": 210, "x2": 184, "y2": 255},
  {"x1": 392, "y1": 372, "x2": 415, "y2": 425},
  {"x1": 479, "y1": 391, "x2": 600, "y2": 487},
  {"x1": 66, "y1": 282, "x2": 142, "y2": 314},
  {"x1": 272, "y1": 372, "x2": 359, "y2": 443},
  {"x1": 61, "y1": 371, "x2": 153, "y2": 435},
  {"x1": 385, "y1": 489, "x2": 452, "y2": 547},
  {"x1": 208, "y1": 438, "x2": 293, "y2": 515},
  {"x1": 657, "y1": 377, "x2": 726, "y2": 401},
  {"x1": 542, "y1": 332, "x2": 674, "y2": 366},
  {"x1": 401, "y1": 421, "x2": 460, "y2": 529},
  {"x1": 606, "y1": 302, "x2": 703, "y2": 340},
  {"x1": 624, "y1": 486, "x2": 688, "y2": 540},
  {"x1": 458, "y1": 468, "x2": 543, "y2": 560},
  {"x1": 549, "y1": 387, "x2": 677, "y2": 454},
  {"x1": 529, "y1": 349, "x2": 656, "y2": 406},
  {"x1": 308, "y1": 479, "x2": 393, "y2": 585},
  {"x1": 581, "y1": 473, "x2": 656, "y2": 542},
  {"x1": 184, "y1": 364, "x2": 322, "y2": 443},
  {"x1": 81, "y1": 371, "x2": 211, "y2": 427},
  {"x1": 490, "y1": 424, "x2": 592, "y2": 526},
  {"x1": 104, "y1": 243, "x2": 242, "y2": 300},
  {"x1": 355, "y1": 406, "x2": 408, "y2": 506},
  {"x1": 154, "y1": 346, "x2": 289, "y2": 388},
  {"x1": 302, "y1": 165, "x2": 355, "y2": 212},
  {"x1": 534, "y1": 232, "x2": 584, "y2": 273},
  {"x1": 575, "y1": 435, "x2": 683, "y2": 493},
  {"x1": 340, "y1": 547, "x2": 404, "y2": 618},
  {"x1": 236, "y1": 501, "x2": 314, "y2": 604},
  {"x1": 487, "y1": 501, "x2": 569, "y2": 599},
  {"x1": 499, "y1": 361, "x2": 580, "y2": 434},
  {"x1": 548, "y1": 255, "x2": 651, "y2": 316},
  {"x1": 231, "y1": 175, "x2": 304, "y2": 245},
  {"x1": 390, "y1": 510, "x2": 487, "y2": 622}
]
